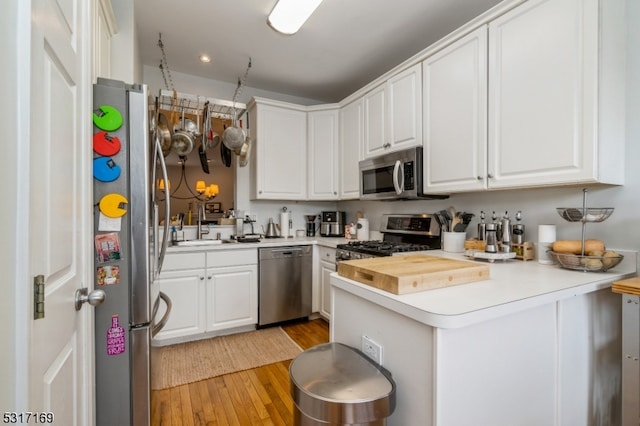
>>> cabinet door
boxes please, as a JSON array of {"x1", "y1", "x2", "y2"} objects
[
  {"x1": 363, "y1": 84, "x2": 387, "y2": 158},
  {"x1": 320, "y1": 260, "x2": 336, "y2": 320},
  {"x1": 154, "y1": 269, "x2": 205, "y2": 341},
  {"x1": 488, "y1": 0, "x2": 598, "y2": 188},
  {"x1": 423, "y1": 27, "x2": 488, "y2": 193},
  {"x1": 308, "y1": 109, "x2": 339, "y2": 200},
  {"x1": 339, "y1": 99, "x2": 363, "y2": 199},
  {"x1": 388, "y1": 63, "x2": 422, "y2": 150},
  {"x1": 253, "y1": 103, "x2": 307, "y2": 199},
  {"x1": 206, "y1": 265, "x2": 258, "y2": 331}
]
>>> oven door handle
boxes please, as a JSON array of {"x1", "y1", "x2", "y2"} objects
[{"x1": 392, "y1": 160, "x2": 404, "y2": 195}]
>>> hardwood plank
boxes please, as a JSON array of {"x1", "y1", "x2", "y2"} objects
[{"x1": 151, "y1": 319, "x2": 329, "y2": 426}]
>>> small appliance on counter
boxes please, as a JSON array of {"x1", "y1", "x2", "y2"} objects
[
  {"x1": 305, "y1": 214, "x2": 319, "y2": 237},
  {"x1": 320, "y1": 211, "x2": 346, "y2": 237}
]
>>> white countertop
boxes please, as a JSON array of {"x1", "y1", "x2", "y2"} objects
[
  {"x1": 166, "y1": 235, "x2": 349, "y2": 252},
  {"x1": 330, "y1": 250, "x2": 638, "y2": 329}
]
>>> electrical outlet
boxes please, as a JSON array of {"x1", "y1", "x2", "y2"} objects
[{"x1": 361, "y1": 335, "x2": 383, "y2": 365}]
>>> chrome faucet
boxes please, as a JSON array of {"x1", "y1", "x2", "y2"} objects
[{"x1": 197, "y1": 203, "x2": 210, "y2": 240}]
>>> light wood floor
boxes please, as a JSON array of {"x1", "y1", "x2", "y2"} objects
[{"x1": 151, "y1": 319, "x2": 330, "y2": 425}]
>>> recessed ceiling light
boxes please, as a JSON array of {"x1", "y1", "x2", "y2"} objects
[
  {"x1": 268, "y1": 0, "x2": 322, "y2": 35},
  {"x1": 200, "y1": 54, "x2": 211, "y2": 63}
]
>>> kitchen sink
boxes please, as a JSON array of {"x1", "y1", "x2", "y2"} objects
[{"x1": 174, "y1": 240, "x2": 224, "y2": 247}]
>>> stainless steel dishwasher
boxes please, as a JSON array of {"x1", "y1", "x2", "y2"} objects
[{"x1": 258, "y1": 245, "x2": 312, "y2": 327}]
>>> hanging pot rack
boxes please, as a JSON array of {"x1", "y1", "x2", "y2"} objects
[{"x1": 157, "y1": 89, "x2": 246, "y2": 122}]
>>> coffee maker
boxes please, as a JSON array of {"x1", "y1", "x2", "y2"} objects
[
  {"x1": 320, "y1": 211, "x2": 346, "y2": 237},
  {"x1": 305, "y1": 215, "x2": 319, "y2": 237}
]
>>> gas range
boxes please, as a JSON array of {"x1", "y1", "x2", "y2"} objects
[{"x1": 336, "y1": 214, "x2": 441, "y2": 264}]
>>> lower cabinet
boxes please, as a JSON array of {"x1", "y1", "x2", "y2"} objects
[
  {"x1": 154, "y1": 249, "x2": 257, "y2": 344},
  {"x1": 205, "y1": 264, "x2": 258, "y2": 331},
  {"x1": 317, "y1": 246, "x2": 336, "y2": 321},
  {"x1": 154, "y1": 268, "x2": 206, "y2": 342}
]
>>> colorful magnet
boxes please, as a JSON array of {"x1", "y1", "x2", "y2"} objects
[
  {"x1": 93, "y1": 157, "x2": 122, "y2": 182},
  {"x1": 93, "y1": 131, "x2": 121, "y2": 156},
  {"x1": 97, "y1": 265, "x2": 120, "y2": 286},
  {"x1": 93, "y1": 105, "x2": 123, "y2": 131},
  {"x1": 99, "y1": 193, "x2": 128, "y2": 218},
  {"x1": 94, "y1": 232, "x2": 121, "y2": 263},
  {"x1": 106, "y1": 315, "x2": 126, "y2": 356}
]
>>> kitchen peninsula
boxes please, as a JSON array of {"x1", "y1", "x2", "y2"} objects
[{"x1": 330, "y1": 251, "x2": 637, "y2": 425}]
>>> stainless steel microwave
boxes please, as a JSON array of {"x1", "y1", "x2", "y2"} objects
[{"x1": 358, "y1": 147, "x2": 448, "y2": 200}]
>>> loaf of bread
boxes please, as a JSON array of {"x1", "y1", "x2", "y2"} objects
[{"x1": 551, "y1": 239, "x2": 605, "y2": 255}]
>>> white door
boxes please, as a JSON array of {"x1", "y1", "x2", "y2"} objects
[{"x1": 28, "y1": 0, "x2": 93, "y2": 424}]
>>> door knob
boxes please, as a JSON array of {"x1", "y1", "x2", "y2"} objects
[{"x1": 75, "y1": 288, "x2": 106, "y2": 311}]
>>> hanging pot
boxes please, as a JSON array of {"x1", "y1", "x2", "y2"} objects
[
  {"x1": 171, "y1": 108, "x2": 194, "y2": 156},
  {"x1": 157, "y1": 113, "x2": 172, "y2": 156}
]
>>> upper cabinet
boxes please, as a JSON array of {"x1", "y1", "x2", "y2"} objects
[
  {"x1": 363, "y1": 63, "x2": 423, "y2": 158},
  {"x1": 339, "y1": 99, "x2": 363, "y2": 199},
  {"x1": 423, "y1": 27, "x2": 488, "y2": 193},
  {"x1": 308, "y1": 106, "x2": 340, "y2": 200},
  {"x1": 249, "y1": 98, "x2": 308, "y2": 200},
  {"x1": 423, "y1": 0, "x2": 625, "y2": 193},
  {"x1": 487, "y1": 0, "x2": 623, "y2": 188}
]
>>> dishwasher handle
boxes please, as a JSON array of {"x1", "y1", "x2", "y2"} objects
[{"x1": 260, "y1": 246, "x2": 312, "y2": 260}]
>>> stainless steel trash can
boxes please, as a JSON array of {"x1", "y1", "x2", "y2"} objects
[{"x1": 290, "y1": 342, "x2": 396, "y2": 426}]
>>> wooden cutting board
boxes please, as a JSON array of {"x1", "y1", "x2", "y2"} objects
[
  {"x1": 337, "y1": 254, "x2": 490, "y2": 295},
  {"x1": 612, "y1": 277, "x2": 640, "y2": 296}
]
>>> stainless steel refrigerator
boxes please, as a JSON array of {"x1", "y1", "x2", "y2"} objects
[{"x1": 92, "y1": 78, "x2": 172, "y2": 426}]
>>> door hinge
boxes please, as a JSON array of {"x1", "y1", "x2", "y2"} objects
[{"x1": 34, "y1": 275, "x2": 45, "y2": 320}]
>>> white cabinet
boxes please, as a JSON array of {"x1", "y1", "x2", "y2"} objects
[
  {"x1": 205, "y1": 249, "x2": 258, "y2": 332},
  {"x1": 490, "y1": 0, "x2": 624, "y2": 188},
  {"x1": 153, "y1": 249, "x2": 258, "y2": 344},
  {"x1": 339, "y1": 98, "x2": 363, "y2": 199},
  {"x1": 363, "y1": 63, "x2": 422, "y2": 158},
  {"x1": 317, "y1": 246, "x2": 336, "y2": 320},
  {"x1": 423, "y1": 0, "x2": 624, "y2": 193},
  {"x1": 154, "y1": 252, "x2": 207, "y2": 342},
  {"x1": 205, "y1": 265, "x2": 258, "y2": 332},
  {"x1": 307, "y1": 106, "x2": 340, "y2": 200},
  {"x1": 249, "y1": 98, "x2": 308, "y2": 200},
  {"x1": 422, "y1": 27, "x2": 488, "y2": 193}
]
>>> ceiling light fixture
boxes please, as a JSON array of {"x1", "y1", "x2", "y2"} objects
[
  {"x1": 199, "y1": 54, "x2": 211, "y2": 63},
  {"x1": 267, "y1": 0, "x2": 322, "y2": 35}
]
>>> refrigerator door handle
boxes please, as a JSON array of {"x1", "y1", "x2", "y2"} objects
[
  {"x1": 155, "y1": 136, "x2": 171, "y2": 275},
  {"x1": 151, "y1": 291, "x2": 172, "y2": 337}
]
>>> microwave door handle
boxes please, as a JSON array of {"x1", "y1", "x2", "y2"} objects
[{"x1": 392, "y1": 160, "x2": 404, "y2": 195}]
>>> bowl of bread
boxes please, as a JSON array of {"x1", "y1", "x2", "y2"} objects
[{"x1": 547, "y1": 239, "x2": 623, "y2": 272}]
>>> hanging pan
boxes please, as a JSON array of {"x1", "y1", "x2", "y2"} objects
[
  {"x1": 198, "y1": 103, "x2": 209, "y2": 173},
  {"x1": 221, "y1": 123, "x2": 232, "y2": 167}
]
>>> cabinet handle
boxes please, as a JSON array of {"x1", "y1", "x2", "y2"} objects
[
  {"x1": 477, "y1": 176, "x2": 483, "y2": 180},
  {"x1": 200, "y1": 276, "x2": 205, "y2": 280},
  {"x1": 383, "y1": 143, "x2": 391, "y2": 149},
  {"x1": 487, "y1": 173, "x2": 494, "y2": 179},
  {"x1": 207, "y1": 275, "x2": 212, "y2": 280}
]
